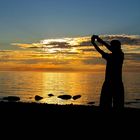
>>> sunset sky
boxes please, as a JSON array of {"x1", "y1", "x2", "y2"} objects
[{"x1": 0, "y1": 0, "x2": 140, "y2": 72}]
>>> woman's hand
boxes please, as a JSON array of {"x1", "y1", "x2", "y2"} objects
[{"x1": 91, "y1": 35, "x2": 98, "y2": 44}]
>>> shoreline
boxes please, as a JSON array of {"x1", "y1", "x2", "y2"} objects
[
  {"x1": 1, "y1": 101, "x2": 140, "y2": 126},
  {"x1": 1, "y1": 101, "x2": 140, "y2": 114}
]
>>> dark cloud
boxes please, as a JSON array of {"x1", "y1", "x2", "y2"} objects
[
  {"x1": 0, "y1": 50, "x2": 13, "y2": 52},
  {"x1": 76, "y1": 35, "x2": 140, "y2": 47},
  {"x1": 78, "y1": 48, "x2": 95, "y2": 52},
  {"x1": 58, "y1": 51, "x2": 80, "y2": 54},
  {"x1": 102, "y1": 35, "x2": 140, "y2": 46},
  {"x1": 29, "y1": 46, "x2": 42, "y2": 49},
  {"x1": 78, "y1": 41, "x2": 92, "y2": 46},
  {"x1": 44, "y1": 42, "x2": 71, "y2": 49}
]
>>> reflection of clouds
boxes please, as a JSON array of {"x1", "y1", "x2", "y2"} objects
[
  {"x1": 19, "y1": 59, "x2": 70, "y2": 65},
  {"x1": 123, "y1": 45, "x2": 140, "y2": 53},
  {"x1": 125, "y1": 53, "x2": 140, "y2": 61},
  {"x1": 82, "y1": 58, "x2": 104, "y2": 65},
  {"x1": 0, "y1": 49, "x2": 139, "y2": 72},
  {"x1": 0, "y1": 49, "x2": 103, "y2": 71},
  {"x1": 124, "y1": 59, "x2": 140, "y2": 72}
]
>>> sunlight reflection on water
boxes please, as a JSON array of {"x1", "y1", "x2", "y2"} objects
[{"x1": 0, "y1": 71, "x2": 140, "y2": 108}]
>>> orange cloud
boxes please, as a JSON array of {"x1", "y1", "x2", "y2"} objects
[
  {"x1": 2, "y1": 35, "x2": 139, "y2": 72},
  {"x1": 11, "y1": 43, "x2": 43, "y2": 49}
]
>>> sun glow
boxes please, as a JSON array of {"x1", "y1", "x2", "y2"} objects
[
  {"x1": 41, "y1": 38, "x2": 67, "y2": 44},
  {"x1": 41, "y1": 37, "x2": 90, "y2": 47}
]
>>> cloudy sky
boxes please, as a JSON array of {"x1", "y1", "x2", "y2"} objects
[{"x1": 0, "y1": 0, "x2": 140, "y2": 72}]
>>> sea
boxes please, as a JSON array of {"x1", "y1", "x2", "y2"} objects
[{"x1": 0, "y1": 71, "x2": 140, "y2": 108}]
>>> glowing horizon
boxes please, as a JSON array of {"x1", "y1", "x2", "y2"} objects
[{"x1": 0, "y1": 35, "x2": 139, "y2": 72}]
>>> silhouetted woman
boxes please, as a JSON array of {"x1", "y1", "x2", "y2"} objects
[{"x1": 91, "y1": 35, "x2": 124, "y2": 110}]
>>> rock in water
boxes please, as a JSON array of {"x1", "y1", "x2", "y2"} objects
[
  {"x1": 73, "y1": 95, "x2": 81, "y2": 100},
  {"x1": 58, "y1": 95, "x2": 72, "y2": 100},
  {"x1": 48, "y1": 94, "x2": 54, "y2": 97},
  {"x1": 87, "y1": 102, "x2": 95, "y2": 105},
  {"x1": 35, "y1": 95, "x2": 43, "y2": 101},
  {"x1": 3, "y1": 96, "x2": 20, "y2": 102}
]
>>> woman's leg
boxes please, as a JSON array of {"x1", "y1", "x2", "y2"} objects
[
  {"x1": 113, "y1": 82, "x2": 124, "y2": 110},
  {"x1": 100, "y1": 82, "x2": 112, "y2": 110}
]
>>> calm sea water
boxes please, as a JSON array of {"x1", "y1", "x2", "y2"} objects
[{"x1": 0, "y1": 71, "x2": 140, "y2": 108}]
